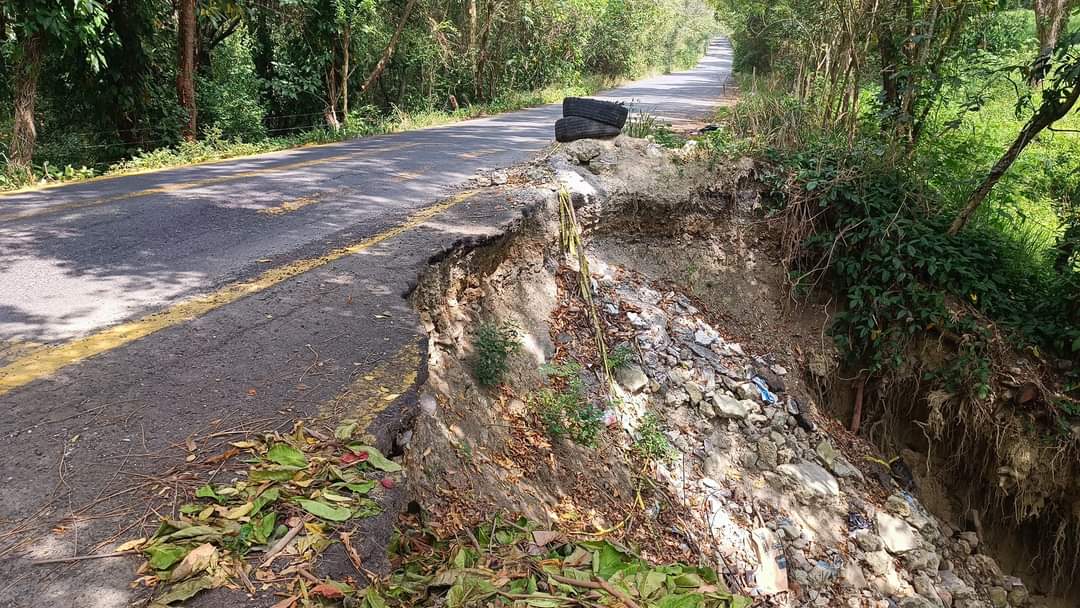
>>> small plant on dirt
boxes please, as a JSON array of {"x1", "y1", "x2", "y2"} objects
[
  {"x1": 534, "y1": 360, "x2": 604, "y2": 446},
  {"x1": 634, "y1": 412, "x2": 676, "y2": 462},
  {"x1": 471, "y1": 321, "x2": 521, "y2": 387},
  {"x1": 604, "y1": 344, "x2": 636, "y2": 370},
  {"x1": 624, "y1": 107, "x2": 685, "y2": 148}
]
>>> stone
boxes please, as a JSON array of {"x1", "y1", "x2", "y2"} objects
[
  {"x1": 853, "y1": 529, "x2": 883, "y2": 552},
  {"x1": 876, "y1": 511, "x2": 919, "y2": 554},
  {"x1": 685, "y1": 382, "x2": 704, "y2": 405},
  {"x1": 986, "y1": 587, "x2": 1008, "y2": 608},
  {"x1": 757, "y1": 439, "x2": 779, "y2": 470},
  {"x1": 615, "y1": 364, "x2": 649, "y2": 393},
  {"x1": 903, "y1": 548, "x2": 941, "y2": 572},
  {"x1": 694, "y1": 329, "x2": 716, "y2": 345},
  {"x1": 735, "y1": 383, "x2": 758, "y2": 401},
  {"x1": 937, "y1": 570, "x2": 975, "y2": 602},
  {"x1": 913, "y1": 573, "x2": 944, "y2": 607},
  {"x1": 816, "y1": 440, "x2": 837, "y2": 467},
  {"x1": 1006, "y1": 586, "x2": 1028, "y2": 606},
  {"x1": 830, "y1": 456, "x2": 863, "y2": 479},
  {"x1": 712, "y1": 394, "x2": 752, "y2": 420},
  {"x1": 958, "y1": 531, "x2": 979, "y2": 551},
  {"x1": 777, "y1": 462, "x2": 840, "y2": 497},
  {"x1": 887, "y1": 494, "x2": 913, "y2": 518},
  {"x1": 863, "y1": 551, "x2": 892, "y2": 576},
  {"x1": 899, "y1": 596, "x2": 938, "y2": 608}
]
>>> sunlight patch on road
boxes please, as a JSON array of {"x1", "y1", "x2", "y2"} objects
[
  {"x1": 0, "y1": 142, "x2": 424, "y2": 223},
  {"x1": 0, "y1": 190, "x2": 477, "y2": 396}
]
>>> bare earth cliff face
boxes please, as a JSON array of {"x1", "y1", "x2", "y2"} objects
[{"x1": 405, "y1": 136, "x2": 1078, "y2": 608}]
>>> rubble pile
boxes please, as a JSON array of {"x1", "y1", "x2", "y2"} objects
[{"x1": 590, "y1": 249, "x2": 1039, "y2": 608}]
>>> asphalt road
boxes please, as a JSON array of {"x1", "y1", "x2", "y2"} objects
[{"x1": 0, "y1": 39, "x2": 733, "y2": 606}]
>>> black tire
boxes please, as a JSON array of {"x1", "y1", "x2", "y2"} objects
[
  {"x1": 562, "y1": 97, "x2": 629, "y2": 129},
  {"x1": 554, "y1": 116, "x2": 622, "y2": 143}
]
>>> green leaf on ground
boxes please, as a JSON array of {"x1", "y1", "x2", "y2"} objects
[
  {"x1": 148, "y1": 575, "x2": 217, "y2": 607},
  {"x1": 348, "y1": 445, "x2": 401, "y2": 472},
  {"x1": 194, "y1": 485, "x2": 221, "y2": 502},
  {"x1": 250, "y1": 487, "x2": 280, "y2": 516},
  {"x1": 266, "y1": 444, "x2": 307, "y2": 468},
  {"x1": 249, "y1": 468, "x2": 297, "y2": 482},
  {"x1": 145, "y1": 544, "x2": 189, "y2": 571},
  {"x1": 343, "y1": 481, "x2": 376, "y2": 494},
  {"x1": 294, "y1": 498, "x2": 352, "y2": 521},
  {"x1": 334, "y1": 420, "x2": 359, "y2": 440}
]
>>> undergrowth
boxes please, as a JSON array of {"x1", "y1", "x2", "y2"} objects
[
  {"x1": 534, "y1": 360, "x2": 604, "y2": 446},
  {"x1": 708, "y1": 88, "x2": 1080, "y2": 418},
  {"x1": 634, "y1": 413, "x2": 676, "y2": 462},
  {"x1": 471, "y1": 321, "x2": 521, "y2": 388}
]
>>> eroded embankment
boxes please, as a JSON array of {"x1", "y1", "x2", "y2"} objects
[{"x1": 404, "y1": 135, "x2": 1077, "y2": 608}]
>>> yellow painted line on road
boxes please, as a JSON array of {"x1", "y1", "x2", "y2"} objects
[
  {"x1": 0, "y1": 142, "x2": 423, "y2": 223},
  {"x1": 0, "y1": 190, "x2": 477, "y2": 397},
  {"x1": 259, "y1": 194, "x2": 321, "y2": 216},
  {"x1": 319, "y1": 341, "x2": 422, "y2": 439}
]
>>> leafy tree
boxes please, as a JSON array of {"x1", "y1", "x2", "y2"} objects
[{"x1": 3, "y1": 0, "x2": 107, "y2": 167}]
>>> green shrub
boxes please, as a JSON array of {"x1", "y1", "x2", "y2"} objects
[
  {"x1": 471, "y1": 321, "x2": 521, "y2": 387},
  {"x1": 534, "y1": 360, "x2": 604, "y2": 446},
  {"x1": 605, "y1": 344, "x2": 636, "y2": 370},
  {"x1": 634, "y1": 413, "x2": 676, "y2": 462}
]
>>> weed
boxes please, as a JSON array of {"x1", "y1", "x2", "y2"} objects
[
  {"x1": 533, "y1": 360, "x2": 604, "y2": 446},
  {"x1": 472, "y1": 321, "x2": 521, "y2": 387},
  {"x1": 634, "y1": 413, "x2": 676, "y2": 462},
  {"x1": 605, "y1": 344, "x2": 636, "y2": 370},
  {"x1": 624, "y1": 107, "x2": 686, "y2": 148}
]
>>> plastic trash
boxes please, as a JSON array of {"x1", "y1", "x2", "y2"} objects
[{"x1": 750, "y1": 376, "x2": 778, "y2": 404}]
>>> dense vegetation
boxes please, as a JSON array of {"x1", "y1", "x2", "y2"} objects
[
  {"x1": 711, "y1": 0, "x2": 1079, "y2": 414},
  {"x1": 0, "y1": 0, "x2": 716, "y2": 189}
]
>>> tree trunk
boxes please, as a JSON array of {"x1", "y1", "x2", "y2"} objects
[
  {"x1": 177, "y1": 0, "x2": 198, "y2": 140},
  {"x1": 359, "y1": 0, "x2": 419, "y2": 95},
  {"x1": 325, "y1": 50, "x2": 341, "y2": 130},
  {"x1": 1034, "y1": 0, "x2": 1074, "y2": 56},
  {"x1": 9, "y1": 31, "x2": 45, "y2": 169},
  {"x1": 341, "y1": 24, "x2": 350, "y2": 118},
  {"x1": 949, "y1": 82, "x2": 1080, "y2": 235}
]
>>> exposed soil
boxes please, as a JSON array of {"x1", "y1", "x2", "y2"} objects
[{"x1": 403, "y1": 135, "x2": 1079, "y2": 608}]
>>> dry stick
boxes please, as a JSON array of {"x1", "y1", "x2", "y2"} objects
[
  {"x1": 260, "y1": 516, "x2": 311, "y2": 568},
  {"x1": 850, "y1": 374, "x2": 866, "y2": 434},
  {"x1": 31, "y1": 550, "x2": 137, "y2": 565},
  {"x1": 547, "y1": 573, "x2": 642, "y2": 608}
]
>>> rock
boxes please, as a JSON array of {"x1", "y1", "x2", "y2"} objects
[
  {"x1": 685, "y1": 382, "x2": 704, "y2": 405},
  {"x1": 508, "y1": 398, "x2": 527, "y2": 416},
  {"x1": 1006, "y1": 585, "x2": 1028, "y2": 606},
  {"x1": 937, "y1": 570, "x2": 975, "y2": 602},
  {"x1": 735, "y1": 382, "x2": 758, "y2": 401},
  {"x1": 887, "y1": 494, "x2": 913, "y2": 518},
  {"x1": 958, "y1": 531, "x2": 979, "y2": 551},
  {"x1": 967, "y1": 554, "x2": 1004, "y2": 585},
  {"x1": 899, "y1": 596, "x2": 938, "y2": 608},
  {"x1": 694, "y1": 329, "x2": 716, "y2": 345},
  {"x1": 876, "y1": 511, "x2": 919, "y2": 554},
  {"x1": 816, "y1": 440, "x2": 837, "y2": 467},
  {"x1": 864, "y1": 551, "x2": 892, "y2": 576},
  {"x1": 615, "y1": 364, "x2": 649, "y2": 393},
  {"x1": 712, "y1": 394, "x2": 753, "y2": 420},
  {"x1": 830, "y1": 456, "x2": 863, "y2": 479},
  {"x1": 913, "y1": 573, "x2": 944, "y2": 607},
  {"x1": 757, "y1": 439, "x2": 779, "y2": 470},
  {"x1": 987, "y1": 587, "x2": 1008, "y2": 608},
  {"x1": 777, "y1": 462, "x2": 840, "y2": 497},
  {"x1": 903, "y1": 549, "x2": 941, "y2": 572},
  {"x1": 703, "y1": 453, "x2": 725, "y2": 480},
  {"x1": 853, "y1": 529, "x2": 883, "y2": 552},
  {"x1": 567, "y1": 139, "x2": 604, "y2": 163}
]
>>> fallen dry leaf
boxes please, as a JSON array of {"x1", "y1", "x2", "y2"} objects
[{"x1": 171, "y1": 543, "x2": 218, "y2": 581}]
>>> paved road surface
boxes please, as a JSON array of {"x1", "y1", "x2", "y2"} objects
[{"x1": 0, "y1": 39, "x2": 732, "y2": 606}]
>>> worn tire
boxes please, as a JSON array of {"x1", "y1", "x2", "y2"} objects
[
  {"x1": 554, "y1": 116, "x2": 622, "y2": 143},
  {"x1": 562, "y1": 97, "x2": 629, "y2": 129}
]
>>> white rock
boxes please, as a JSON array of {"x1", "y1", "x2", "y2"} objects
[
  {"x1": 615, "y1": 364, "x2": 649, "y2": 393},
  {"x1": 694, "y1": 329, "x2": 715, "y2": 345},
  {"x1": 777, "y1": 462, "x2": 840, "y2": 497},
  {"x1": 712, "y1": 394, "x2": 752, "y2": 419},
  {"x1": 876, "y1": 511, "x2": 919, "y2": 554}
]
